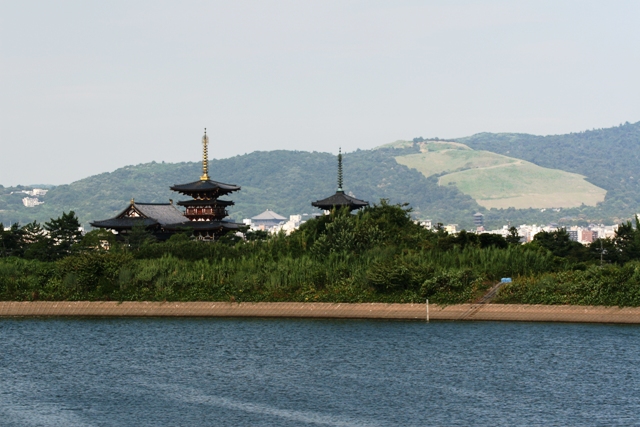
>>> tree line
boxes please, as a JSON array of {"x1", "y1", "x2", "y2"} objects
[{"x1": 3, "y1": 202, "x2": 640, "y2": 305}]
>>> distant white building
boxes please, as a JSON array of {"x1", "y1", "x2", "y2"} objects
[
  {"x1": 415, "y1": 219, "x2": 432, "y2": 229},
  {"x1": 22, "y1": 197, "x2": 44, "y2": 207},
  {"x1": 444, "y1": 224, "x2": 458, "y2": 233},
  {"x1": 26, "y1": 188, "x2": 48, "y2": 197},
  {"x1": 250, "y1": 209, "x2": 287, "y2": 229},
  {"x1": 13, "y1": 188, "x2": 48, "y2": 207},
  {"x1": 243, "y1": 211, "x2": 321, "y2": 235}
]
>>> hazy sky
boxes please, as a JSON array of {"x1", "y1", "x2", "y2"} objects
[{"x1": 2, "y1": 1, "x2": 640, "y2": 186}]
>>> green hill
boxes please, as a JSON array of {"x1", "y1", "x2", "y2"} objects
[
  {"x1": 2, "y1": 121, "x2": 640, "y2": 230},
  {"x1": 456, "y1": 121, "x2": 640, "y2": 221},
  {"x1": 0, "y1": 149, "x2": 481, "y2": 229},
  {"x1": 393, "y1": 141, "x2": 606, "y2": 209}
]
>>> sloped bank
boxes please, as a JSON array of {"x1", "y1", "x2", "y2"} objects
[{"x1": 2, "y1": 301, "x2": 640, "y2": 323}]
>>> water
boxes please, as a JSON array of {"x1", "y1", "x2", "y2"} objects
[{"x1": 1, "y1": 318, "x2": 639, "y2": 427}]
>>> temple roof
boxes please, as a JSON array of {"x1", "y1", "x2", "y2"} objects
[
  {"x1": 312, "y1": 191, "x2": 369, "y2": 211},
  {"x1": 170, "y1": 179, "x2": 240, "y2": 197},
  {"x1": 91, "y1": 217, "x2": 158, "y2": 229},
  {"x1": 133, "y1": 203, "x2": 187, "y2": 225},
  {"x1": 251, "y1": 209, "x2": 287, "y2": 221},
  {"x1": 177, "y1": 199, "x2": 235, "y2": 207},
  {"x1": 91, "y1": 202, "x2": 186, "y2": 229}
]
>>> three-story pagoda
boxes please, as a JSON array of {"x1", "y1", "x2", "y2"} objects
[{"x1": 312, "y1": 148, "x2": 369, "y2": 212}]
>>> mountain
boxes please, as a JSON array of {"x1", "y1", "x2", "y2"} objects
[
  {"x1": 2, "y1": 121, "x2": 639, "y2": 230},
  {"x1": 0, "y1": 149, "x2": 480, "y2": 229}
]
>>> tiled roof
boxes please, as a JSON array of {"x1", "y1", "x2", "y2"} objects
[
  {"x1": 91, "y1": 202, "x2": 185, "y2": 229},
  {"x1": 251, "y1": 209, "x2": 287, "y2": 221},
  {"x1": 312, "y1": 191, "x2": 369, "y2": 211},
  {"x1": 91, "y1": 217, "x2": 158, "y2": 229},
  {"x1": 170, "y1": 179, "x2": 240, "y2": 194},
  {"x1": 132, "y1": 203, "x2": 187, "y2": 225},
  {"x1": 177, "y1": 199, "x2": 234, "y2": 207}
]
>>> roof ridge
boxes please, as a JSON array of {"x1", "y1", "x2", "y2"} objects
[{"x1": 134, "y1": 202, "x2": 172, "y2": 205}]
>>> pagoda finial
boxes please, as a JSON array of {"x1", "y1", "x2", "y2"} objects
[
  {"x1": 337, "y1": 147, "x2": 343, "y2": 192},
  {"x1": 200, "y1": 128, "x2": 209, "y2": 181}
]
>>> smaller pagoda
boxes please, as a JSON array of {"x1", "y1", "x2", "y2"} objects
[{"x1": 312, "y1": 148, "x2": 369, "y2": 212}]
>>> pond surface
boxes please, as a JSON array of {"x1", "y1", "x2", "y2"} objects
[{"x1": 1, "y1": 318, "x2": 639, "y2": 426}]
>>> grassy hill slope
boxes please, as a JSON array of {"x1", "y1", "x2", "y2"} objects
[
  {"x1": 456, "y1": 121, "x2": 640, "y2": 219},
  {"x1": 439, "y1": 163, "x2": 605, "y2": 209},
  {"x1": 393, "y1": 141, "x2": 606, "y2": 209}
]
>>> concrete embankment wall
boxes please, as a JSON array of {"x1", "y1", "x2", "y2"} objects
[{"x1": 2, "y1": 301, "x2": 640, "y2": 323}]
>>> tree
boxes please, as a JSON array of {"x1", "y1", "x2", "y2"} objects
[
  {"x1": 126, "y1": 225, "x2": 156, "y2": 249},
  {"x1": 21, "y1": 221, "x2": 51, "y2": 261},
  {"x1": 506, "y1": 226, "x2": 521, "y2": 245},
  {"x1": 610, "y1": 217, "x2": 640, "y2": 263},
  {"x1": 44, "y1": 211, "x2": 82, "y2": 259},
  {"x1": 478, "y1": 233, "x2": 508, "y2": 249},
  {"x1": 0, "y1": 223, "x2": 24, "y2": 257},
  {"x1": 76, "y1": 229, "x2": 117, "y2": 252},
  {"x1": 531, "y1": 228, "x2": 588, "y2": 261}
]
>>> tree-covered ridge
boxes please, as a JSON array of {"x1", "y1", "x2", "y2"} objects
[
  {"x1": 2, "y1": 121, "x2": 640, "y2": 229},
  {"x1": 0, "y1": 150, "x2": 482, "y2": 229}
]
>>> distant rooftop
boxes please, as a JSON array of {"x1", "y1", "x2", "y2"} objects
[{"x1": 251, "y1": 209, "x2": 287, "y2": 221}]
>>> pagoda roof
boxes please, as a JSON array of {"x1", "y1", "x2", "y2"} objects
[
  {"x1": 251, "y1": 209, "x2": 287, "y2": 221},
  {"x1": 177, "y1": 199, "x2": 235, "y2": 207},
  {"x1": 312, "y1": 191, "x2": 369, "y2": 211},
  {"x1": 162, "y1": 220, "x2": 244, "y2": 232},
  {"x1": 170, "y1": 179, "x2": 240, "y2": 196}
]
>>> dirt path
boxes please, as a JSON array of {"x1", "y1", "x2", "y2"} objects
[{"x1": 2, "y1": 301, "x2": 640, "y2": 323}]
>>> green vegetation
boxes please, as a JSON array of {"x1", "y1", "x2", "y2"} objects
[
  {"x1": 394, "y1": 140, "x2": 606, "y2": 209},
  {"x1": 395, "y1": 142, "x2": 512, "y2": 178},
  {"x1": 0, "y1": 203, "x2": 549, "y2": 304},
  {"x1": 495, "y1": 263, "x2": 640, "y2": 306},
  {"x1": 4, "y1": 203, "x2": 640, "y2": 306},
  {"x1": 0, "y1": 211, "x2": 82, "y2": 260},
  {"x1": 439, "y1": 162, "x2": 605, "y2": 209}
]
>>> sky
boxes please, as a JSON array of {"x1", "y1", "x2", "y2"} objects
[{"x1": 1, "y1": 0, "x2": 640, "y2": 186}]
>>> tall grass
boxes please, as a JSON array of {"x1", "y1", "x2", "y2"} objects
[
  {"x1": 495, "y1": 262, "x2": 640, "y2": 307},
  {"x1": 0, "y1": 243, "x2": 564, "y2": 304},
  {"x1": 416, "y1": 246, "x2": 561, "y2": 279}
]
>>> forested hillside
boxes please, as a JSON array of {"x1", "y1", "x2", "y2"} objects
[
  {"x1": 2, "y1": 121, "x2": 640, "y2": 230},
  {"x1": 0, "y1": 149, "x2": 481, "y2": 229}
]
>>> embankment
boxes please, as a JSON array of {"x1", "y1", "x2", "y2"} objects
[{"x1": 2, "y1": 301, "x2": 640, "y2": 323}]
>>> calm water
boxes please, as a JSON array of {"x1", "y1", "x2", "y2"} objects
[{"x1": 1, "y1": 318, "x2": 639, "y2": 427}]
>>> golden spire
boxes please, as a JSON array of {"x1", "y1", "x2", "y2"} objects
[{"x1": 200, "y1": 128, "x2": 209, "y2": 181}]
